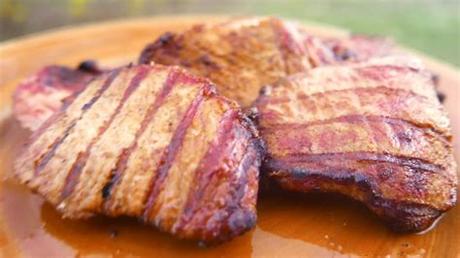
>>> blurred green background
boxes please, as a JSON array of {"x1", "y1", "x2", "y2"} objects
[{"x1": 1, "y1": 0, "x2": 459, "y2": 67}]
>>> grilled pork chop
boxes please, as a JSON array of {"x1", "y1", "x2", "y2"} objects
[
  {"x1": 255, "y1": 59, "x2": 457, "y2": 231},
  {"x1": 139, "y1": 17, "x2": 336, "y2": 107},
  {"x1": 14, "y1": 64, "x2": 263, "y2": 243},
  {"x1": 13, "y1": 61, "x2": 102, "y2": 130}
]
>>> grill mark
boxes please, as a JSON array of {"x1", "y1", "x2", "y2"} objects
[
  {"x1": 355, "y1": 65, "x2": 424, "y2": 81},
  {"x1": 142, "y1": 89, "x2": 207, "y2": 221},
  {"x1": 60, "y1": 67, "x2": 150, "y2": 201},
  {"x1": 30, "y1": 92, "x2": 77, "y2": 143},
  {"x1": 33, "y1": 70, "x2": 120, "y2": 176},
  {"x1": 268, "y1": 151, "x2": 443, "y2": 173},
  {"x1": 261, "y1": 85, "x2": 433, "y2": 106},
  {"x1": 28, "y1": 72, "x2": 96, "y2": 143},
  {"x1": 262, "y1": 114, "x2": 450, "y2": 142},
  {"x1": 175, "y1": 109, "x2": 239, "y2": 227},
  {"x1": 101, "y1": 69, "x2": 179, "y2": 205},
  {"x1": 353, "y1": 90, "x2": 381, "y2": 158}
]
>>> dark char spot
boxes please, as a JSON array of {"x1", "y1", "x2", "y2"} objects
[
  {"x1": 436, "y1": 91, "x2": 446, "y2": 103},
  {"x1": 102, "y1": 180, "x2": 114, "y2": 199}
]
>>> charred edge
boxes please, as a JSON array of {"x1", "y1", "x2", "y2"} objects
[
  {"x1": 267, "y1": 151, "x2": 444, "y2": 174},
  {"x1": 142, "y1": 89, "x2": 206, "y2": 221},
  {"x1": 101, "y1": 68, "x2": 179, "y2": 203},
  {"x1": 33, "y1": 70, "x2": 120, "y2": 176},
  {"x1": 201, "y1": 139, "x2": 257, "y2": 245},
  {"x1": 59, "y1": 67, "x2": 150, "y2": 201},
  {"x1": 138, "y1": 32, "x2": 176, "y2": 64},
  {"x1": 181, "y1": 116, "x2": 263, "y2": 243},
  {"x1": 179, "y1": 112, "x2": 263, "y2": 242},
  {"x1": 263, "y1": 114, "x2": 450, "y2": 143},
  {"x1": 38, "y1": 66, "x2": 90, "y2": 88},
  {"x1": 240, "y1": 109, "x2": 266, "y2": 182},
  {"x1": 224, "y1": 137, "x2": 261, "y2": 239},
  {"x1": 267, "y1": 165, "x2": 446, "y2": 232},
  {"x1": 176, "y1": 110, "x2": 239, "y2": 228},
  {"x1": 370, "y1": 196, "x2": 443, "y2": 232},
  {"x1": 77, "y1": 60, "x2": 103, "y2": 74}
]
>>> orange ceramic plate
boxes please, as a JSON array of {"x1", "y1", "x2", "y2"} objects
[{"x1": 0, "y1": 16, "x2": 459, "y2": 258}]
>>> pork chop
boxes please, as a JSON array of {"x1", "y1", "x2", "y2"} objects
[
  {"x1": 254, "y1": 59, "x2": 457, "y2": 232},
  {"x1": 139, "y1": 17, "x2": 337, "y2": 107},
  {"x1": 14, "y1": 64, "x2": 264, "y2": 243}
]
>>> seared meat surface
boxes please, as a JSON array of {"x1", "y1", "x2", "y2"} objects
[
  {"x1": 139, "y1": 17, "x2": 336, "y2": 107},
  {"x1": 13, "y1": 61, "x2": 102, "y2": 130},
  {"x1": 14, "y1": 64, "x2": 263, "y2": 243},
  {"x1": 255, "y1": 59, "x2": 457, "y2": 232}
]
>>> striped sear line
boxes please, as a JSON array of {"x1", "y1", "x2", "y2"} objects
[
  {"x1": 100, "y1": 68, "x2": 181, "y2": 206},
  {"x1": 32, "y1": 69, "x2": 133, "y2": 205},
  {"x1": 58, "y1": 66, "x2": 169, "y2": 217},
  {"x1": 267, "y1": 152, "x2": 448, "y2": 175},
  {"x1": 15, "y1": 71, "x2": 120, "y2": 189},
  {"x1": 142, "y1": 88, "x2": 209, "y2": 224},
  {"x1": 278, "y1": 66, "x2": 437, "y2": 101},
  {"x1": 175, "y1": 120, "x2": 261, "y2": 239},
  {"x1": 59, "y1": 66, "x2": 151, "y2": 202},
  {"x1": 105, "y1": 78, "x2": 202, "y2": 217},
  {"x1": 262, "y1": 115, "x2": 451, "y2": 168},
  {"x1": 33, "y1": 71, "x2": 120, "y2": 175},
  {"x1": 14, "y1": 64, "x2": 263, "y2": 242},
  {"x1": 149, "y1": 96, "x2": 230, "y2": 231},
  {"x1": 173, "y1": 110, "x2": 245, "y2": 230},
  {"x1": 258, "y1": 86, "x2": 450, "y2": 137}
]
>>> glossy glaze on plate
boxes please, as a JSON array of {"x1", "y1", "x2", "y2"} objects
[{"x1": 0, "y1": 16, "x2": 459, "y2": 257}]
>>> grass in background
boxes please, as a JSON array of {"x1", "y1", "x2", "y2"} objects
[
  {"x1": 1, "y1": 0, "x2": 459, "y2": 66},
  {"x1": 240, "y1": 0, "x2": 460, "y2": 67}
]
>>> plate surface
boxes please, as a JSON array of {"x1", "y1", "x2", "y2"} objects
[{"x1": 0, "y1": 16, "x2": 459, "y2": 258}]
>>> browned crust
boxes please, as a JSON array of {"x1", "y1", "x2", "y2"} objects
[{"x1": 138, "y1": 17, "x2": 335, "y2": 107}]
